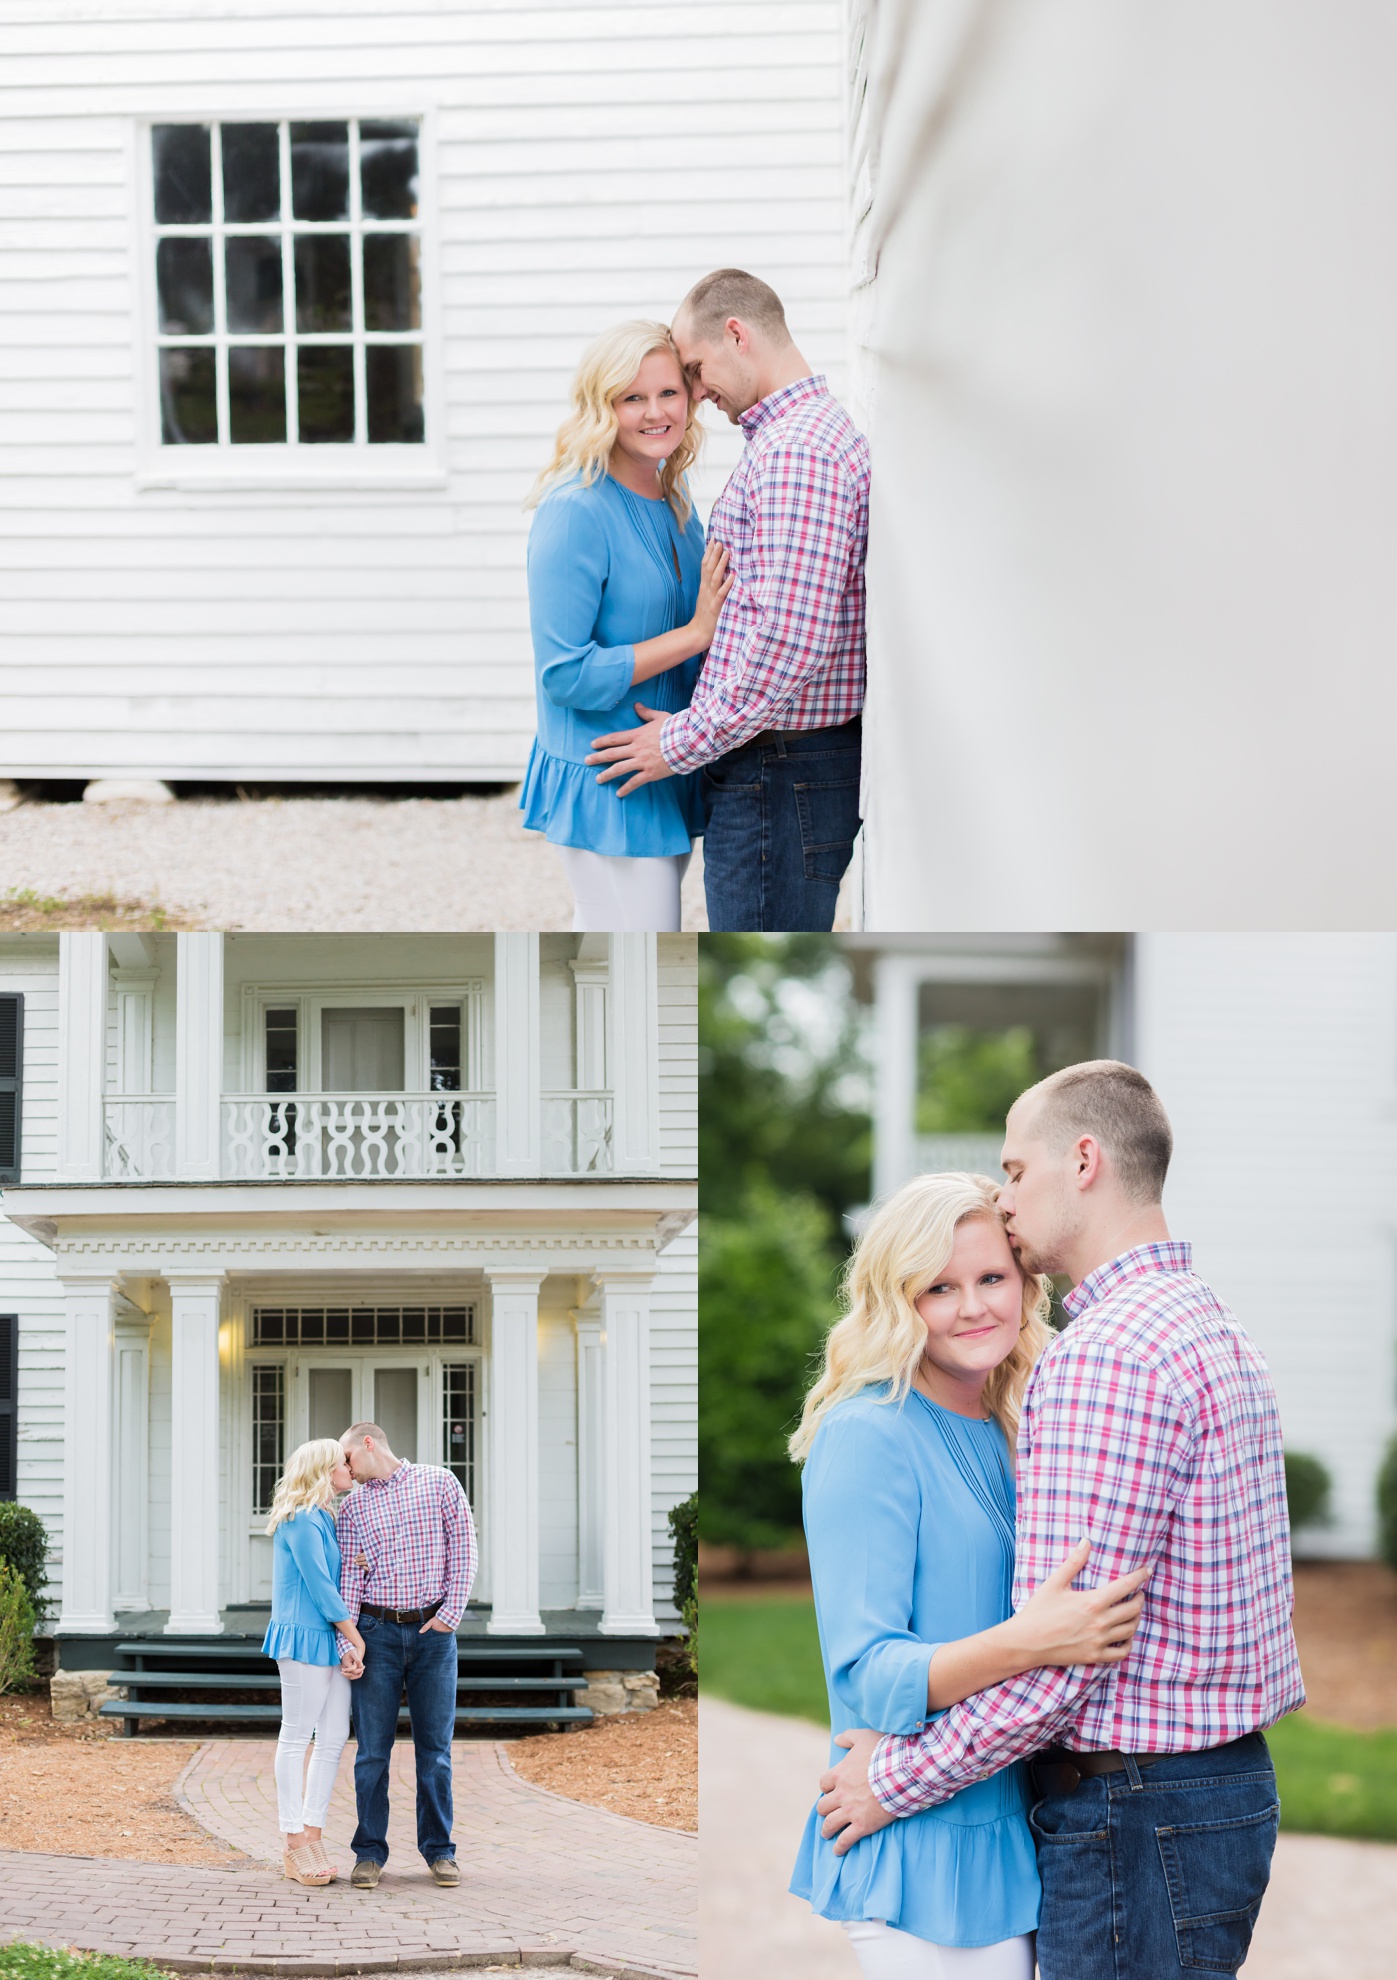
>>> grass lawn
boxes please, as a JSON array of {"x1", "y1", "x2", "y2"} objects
[
  {"x1": 704, "y1": 1593, "x2": 1397, "y2": 1842},
  {"x1": 0, "y1": 1951, "x2": 177, "y2": 1980}
]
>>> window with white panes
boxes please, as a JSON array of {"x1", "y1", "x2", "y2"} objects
[{"x1": 150, "y1": 118, "x2": 425, "y2": 448}]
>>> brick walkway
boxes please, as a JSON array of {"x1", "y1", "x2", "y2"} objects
[{"x1": 0, "y1": 1738, "x2": 694, "y2": 1980}]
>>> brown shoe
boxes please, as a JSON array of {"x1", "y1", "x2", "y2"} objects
[
  {"x1": 428, "y1": 1857, "x2": 460, "y2": 1886},
  {"x1": 350, "y1": 1858, "x2": 381, "y2": 1889},
  {"x1": 283, "y1": 1842, "x2": 332, "y2": 1886}
]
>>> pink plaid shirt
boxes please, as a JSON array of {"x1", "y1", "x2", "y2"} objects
[
  {"x1": 336, "y1": 1461, "x2": 477, "y2": 1634},
  {"x1": 870, "y1": 1243, "x2": 1305, "y2": 1816},
  {"x1": 659, "y1": 375, "x2": 869, "y2": 772}
]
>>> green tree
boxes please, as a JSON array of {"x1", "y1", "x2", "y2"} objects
[
  {"x1": 916, "y1": 1025, "x2": 1041, "y2": 1134},
  {"x1": 698, "y1": 1187, "x2": 841, "y2": 1550}
]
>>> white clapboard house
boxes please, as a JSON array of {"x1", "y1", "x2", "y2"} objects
[
  {"x1": 0, "y1": 1, "x2": 848, "y2": 785},
  {"x1": 0, "y1": 930, "x2": 696, "y2": 1728},
  {"x1": 849, "y1": 933, "x2": 1397, "y2": 1559}
]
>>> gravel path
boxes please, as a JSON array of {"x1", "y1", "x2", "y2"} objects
[
  {"x1": 0, "y1": 794, "x2": 710, "y2": 932},
  {"x1": 698, "y1": 1696, "x2": 1397, "y2": 1980}
]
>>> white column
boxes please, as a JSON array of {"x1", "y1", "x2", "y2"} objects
[
  {"x1": 593, "y1": 1267, "x2": 659, "y2": 1636},
  {"x1": 175, "y1": 933, "x2": 223, "y2": 1180},
  {"x1": 493, "y1": 934, "x2": 540, "y2": 1176},
  {"x1": 573, "y1": 1300, "x2": 604, "y2": 1610},
  {"x1": 165, "y1": 1273, "x2": 225, "y2": 1634},
  {"x1": 112, "y1": 1305, "x2": 151, "y2": 1612},
  {"x1": 57, "y1": 934, "x2": 107, "y2": 1180},
  {"x1": 608, "y1": 934, "x2": 659, "y2": 1175},
  {"x1": 58, "y1": 1273, "x2": 118, "y2": 1632},
  {"x1": 485, "y1": 1269, "x2": 545, "y2": 1634},
  {"x1": 872, "y1": 954, "x2": 920, "y2": 1203}
]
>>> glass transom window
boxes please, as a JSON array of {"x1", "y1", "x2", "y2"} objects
[
  {"x1": 150, "y1": 118, "x2": 425, "y2": 449},
  {"x1": 251, "y1": 1304, "x2": 474, "y2": 1347}
]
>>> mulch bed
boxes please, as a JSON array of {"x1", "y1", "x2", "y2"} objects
[{"x1": 506, "y1": 1698, "x2": 697, "y2": 1832}]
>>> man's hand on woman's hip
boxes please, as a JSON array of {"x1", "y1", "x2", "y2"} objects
[
  {"x1": 817, "y1": 1729, "x2": 894, "y2": 1855},
  {"x1": 586, "y1": 704, "x2": 675, "y2": 794}
]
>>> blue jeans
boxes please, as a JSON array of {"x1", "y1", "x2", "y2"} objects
[
  {"x1": 349, "y1": 1615, "x2": 458, "y2": 1865},
  {"x1": 1030, "y1": 1734, "x2": 1280, "y2": 1979},
  {"x1": 700, "y1": 718, "x2": 862, "y2": 931}
]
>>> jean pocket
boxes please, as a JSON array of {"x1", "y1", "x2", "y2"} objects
[
  {"x1": 792, "y1": 777, "x2": 861, "y2": 882},
  {"x1": 1030, "y1": 1798, "x2": 1109, "y2": 1845},
  {"x1": 358, "y1": 1613, "x2": 380, "y2": 1634},
  {"x1": 1155, "y1": 1800, "x2": 1280, "y2": 1972}
]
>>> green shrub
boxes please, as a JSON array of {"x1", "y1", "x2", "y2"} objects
[
  {"x1": 0, "y1": 1947, "x2": 179, "y2": 1980},
  {"x1": 1377, "y1": 1433, "x2": 1397, "y2": 1572},
  {"x1": 0, "y1": 1503, "x2": 50, "y2": 1623},
  {"x1": 0, "y1": 1561, "x2": 36, "y2": 1693},
  {"x1": 1284, "y1": 1451, "x2": 1332, "y2": 1534},
  {"x1": 668, "y1": 1492, "x2": 698, "y2": 1683}
]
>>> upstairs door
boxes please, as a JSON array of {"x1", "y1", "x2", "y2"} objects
[{"x1": 321, "y1": 1007, "x2": 405, "y2": 1091}]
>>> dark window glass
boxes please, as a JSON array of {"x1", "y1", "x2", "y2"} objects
[
  {"x1": 229, "y1": 346, "x2": 286, "y2": 443},
  {"x1": 265, "y1": 1007, "x2": 298, "y2": 1091},
  {"x1": 294, "y1": 234, "x2": 352, "y2": 332},
  {"x1": 221, "y1": 122, "x2": 281, "y2": 223},
  {"x1": 363, "y1": 233, "x2": 421, "y2": 332},
  {"x1": 366, "y1": 344, "x2": 424, "y2": 444},
  {"x1": 290, "y1": 121, "x2": 349, "y2": 221},
  {"x1": 443, "y1": 1363, "x2": 475, "y2": 1502},
  {"x1": 152, "y1": 124, "x2": 212, "y2": 224},
  {"x1": 156, "y1": 237, "x2": 213, "y2": 335},
  {"x1": 360, "y1": 120, "x2": 419, "y2": 220},
  {"x1": 159, "y1": 348, "x2": 217, "y2": 444},
  {"x1": 429, "y1": 1006, "x2": 462, "y2": 1092},
  {"x1": 251, "y1": 1364, "x2": 285, "y2": 1514},
  {"x1": 225, "y1": 235, "x2": 283, "y2": 334},
  {"x1": 297, "y1": 347, "x2": 355, "y2": 443}
]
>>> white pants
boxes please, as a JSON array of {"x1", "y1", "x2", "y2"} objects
[
  {"x1": 274, "y1": 1659, "x2": 352, "y2": 1833},
  {"x1": 556, "y1": 845, "x2": 690, "y2": 932},
  {"x1": 843, "y1": 1920, "x2": 1035, "y2": 1980}
]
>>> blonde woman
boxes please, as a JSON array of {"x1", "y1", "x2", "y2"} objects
[
  {"x1": 789, "y1": 1175, "x2": 1150, "y2": 1980},
  {"x1": 520, "y1": 319, "x2": 733, "y2": 931},
  {"x1": 262, "y1": 1438, "x2": 365, "y2": 1887}
]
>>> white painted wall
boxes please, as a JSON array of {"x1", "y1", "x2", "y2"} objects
[
  {"x1": 1135, "y1": 934, "x2": 1397, "y2": 1558},
  {"x1": 0, "y1": 0, "x2": 847, "y2": 782}
]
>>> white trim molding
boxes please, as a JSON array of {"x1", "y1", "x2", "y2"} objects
[
  {"x1": 484, "y1": 1268, "x2": 545, "y2": 1635},
  {"x1": 608, "y1": 936, "x2": 660, "y2": 1175},
  {"x1": 58, "y1": 935, "x2": 108, "y2": 1181},
  {"x1": 175, "y1": 934, "x2": 224, "y2": 1181},
  {"x1": 494, "y1": 935, "x2": 541, "y2": 1176}
]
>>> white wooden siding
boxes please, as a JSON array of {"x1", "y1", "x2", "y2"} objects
[
  {"x1": 657, "y1": 934, "x2": 697, "y2": 1180},
  {"x1": 0, "y1": 1216, "x2": 65, "y2": 1611},
  {"x1": 651, "y1": 1220, "x2": 696, "y2": 1617},
  {"x1": 1136, "y1": 934, "x2": 1397, "y2": 1557},
  {"x1": 0, "y1": 0, "x2": 847, "y2": 781}
]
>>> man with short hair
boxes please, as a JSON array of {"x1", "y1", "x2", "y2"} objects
[
  {"x1": 815, "y1": 1061, "x2": 1304, "y2": 1980},
  {"x1": 335, "y1": 1422, "x2": 476, "y2": 1889},
  {"x1": 586, "y1": 268, "x2": 870, "y2": 932}
]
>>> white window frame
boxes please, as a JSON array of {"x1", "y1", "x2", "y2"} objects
[
  {"x1": 228, "y1": 1289, "x2": 489, "y2": 1606},
  {"x1": 238, "y1": 981, "x2": 486, "y2": 1093},
  {"x1": 130, "y1": 108, "x2": 447, "y2": 491}
]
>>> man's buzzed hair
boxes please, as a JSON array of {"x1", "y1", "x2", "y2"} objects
[
  {"x1": 677, "y1": 268, "x2": 791, "y2": 344},
  {"x1": 1022, "y1": 1060, "x2": 1174, "y2": 1205},
  {"x1": 342, "y1": 1421, "x2": 388, "y2": 1448}
]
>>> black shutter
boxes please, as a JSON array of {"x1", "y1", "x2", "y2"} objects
[
  {"x1": 0, "y1": 1314, "x2": 16, "y2": 1501},
  {"x1": 0, "y1": 994, "x2": 21, "y2": 1185}
]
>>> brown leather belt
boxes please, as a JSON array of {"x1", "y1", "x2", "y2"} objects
[
  {"x1": 745, "y1": 717, "x2": 863, "y2": 749},
  {"x1": 360, "y1": 1598, "x2": 443, "y2": 1626},
  {"x1": 1031, "y1": 1746, "x2": 1171, "y2": 1796}
]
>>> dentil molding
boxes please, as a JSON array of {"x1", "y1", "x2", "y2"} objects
[{"x1": 51, "y1": 1228, "x2": 663, "y2": 1267}]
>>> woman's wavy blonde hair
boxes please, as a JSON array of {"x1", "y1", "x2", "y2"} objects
[
  {"x1": 526, "y1": 319, "x2": 703, "y2": 524},
  {"x1": 265, "y1": 1437, "x2": 344, "y2": 1534},
  {"x1": 789, "y1": 1172, "x2": 1054, "y2": 1464}
]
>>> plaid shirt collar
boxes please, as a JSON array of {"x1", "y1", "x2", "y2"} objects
[
  {"x1": 1063, "y1": 1239, "x2": 1196, "y2": 1322},
  {"x1": 738, "y1": 372, "x2": 829, "y2": 438}
]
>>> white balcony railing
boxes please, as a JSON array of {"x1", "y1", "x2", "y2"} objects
[
  {"x1": 100, "y1": 1091, "x2": 618, "y2": 1181},
  {"x1": 104, "y1": 1097, "x2": 176, "y2": 1180},
  {"x1": 222, "y1": 1094, "x2": 497, "y2": 1179},
  {"x1": 912, "y1": 1134, "x2": 1006, "y2": 1180},
  {"x1": 542, "y1": 1090, "x2": 613, "y2": 1174}
]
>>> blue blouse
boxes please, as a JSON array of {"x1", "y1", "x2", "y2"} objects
[
  {"x1": 261, "y1": 1506, "x2": 348, "y2": 1667},
  {"x1": 519, "y1": 474, "x2": 706, "y2": 857},
  {"x1": 790, "y1": 1387, "x2": 1041, "y2": 1948}
]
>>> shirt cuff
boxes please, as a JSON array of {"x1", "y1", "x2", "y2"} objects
[
  {"x1": 869, "y1": 1731, "x2": 936, "y2": 1817},
  {"x1": 660, "y1": 710, "x2": 707, "y2": 774}
]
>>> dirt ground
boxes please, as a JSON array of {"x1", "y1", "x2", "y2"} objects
[
  {"x1": 506, "y1": 1698, "x2": 697, "y2": 1832},
  {"x1": 1290, "y1": 1561, "x2": 1397, "y2": 1728},
  {"x1": 0, "y1": 1689, "x2": 695, "y2": 1859},
  {"x1": 0, "y1": 1695, "x2": 241, "y2": 1864}
]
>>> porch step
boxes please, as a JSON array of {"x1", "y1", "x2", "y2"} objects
[
  {"x1": 104, "y1": 1670, "x2": 588, "y2": 1693},
  {"x1": 98, "y1": 1701, "x2": 593, "y2": 1727}
]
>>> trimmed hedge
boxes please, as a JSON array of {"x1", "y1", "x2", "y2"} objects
[
  {"x1": 1377, "y1": 1434, "x2": 1397, "y2": 1573},
  {"x1": 668, "y1": 1492, "x2": 698, "y2": 1682},
  {"x1": 1283, "y1": 1451, "x2": 1332, "y2": 1534},
  {"x1": 0, "y1": 1561, "x2": 36, "y2": 1692},
  {"x1": 0, "y1": 1502, "x2": 48, "y2": 1623}
]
